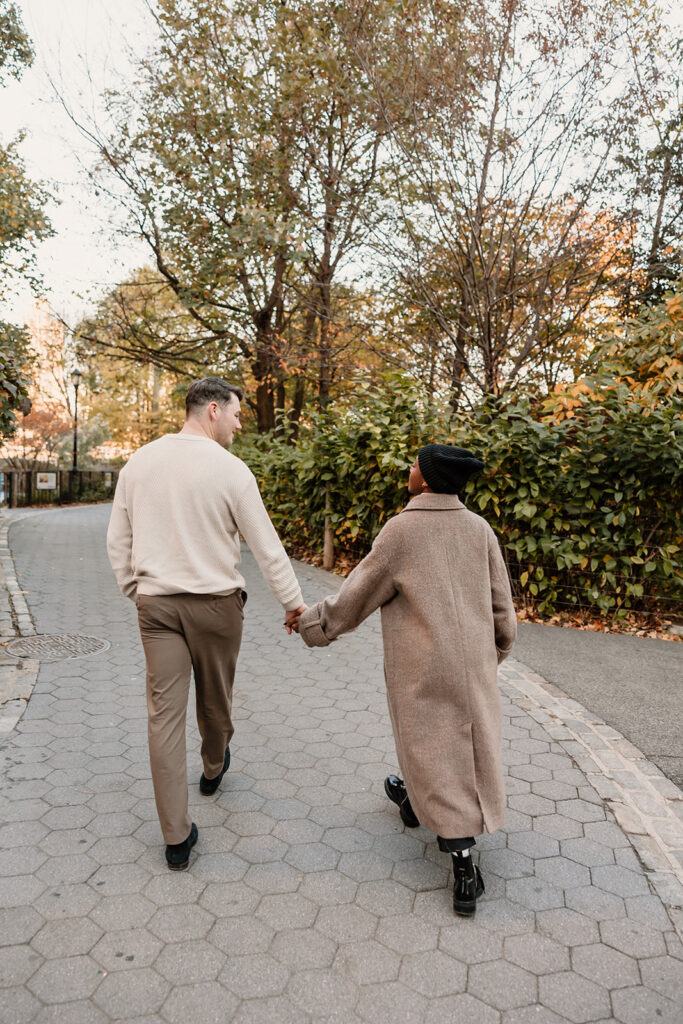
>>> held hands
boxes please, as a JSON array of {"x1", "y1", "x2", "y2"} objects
[{"x1": 284, "y1": 605, "x2": 307, "y2": 635}]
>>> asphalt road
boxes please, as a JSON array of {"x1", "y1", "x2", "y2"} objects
[{"x1": 515, "y1": 623, "x2": 683, "y2": 788}]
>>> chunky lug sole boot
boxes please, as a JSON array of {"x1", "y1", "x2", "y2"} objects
[
  {"x1": 384, "y1": 775, "x2": 420, "y2": 828},
  {"x1": 452, "y1": 859, "x2": 485, "y2": 917}
]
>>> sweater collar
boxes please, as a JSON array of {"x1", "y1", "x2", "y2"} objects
[{"x1": 402, "y1": 493, "x2": 465, "y2": 512}]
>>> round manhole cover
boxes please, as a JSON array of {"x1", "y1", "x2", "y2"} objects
[{"x1": 5, "y1": 634, "x2": 111, "y2": 661}]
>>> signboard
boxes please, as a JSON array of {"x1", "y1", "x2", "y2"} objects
[
  {"x1": 104, "y1": 472, "x2": 113, "y2": 488},
  {"x1": 36, "y1": 472, "x2": 57, "y2": 490}
]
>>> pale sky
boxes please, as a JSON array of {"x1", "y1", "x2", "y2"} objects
[
  {"x1": 0, "y1": 0, "x2": 157, "y2": 328},
  {"x1": 2, "y1": 0, "x2": 681, "y2": 335}
]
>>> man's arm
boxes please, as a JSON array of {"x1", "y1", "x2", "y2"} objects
[
  {"x1": 234, "y1": 473, "x2": 304, "y2": 611},
  {"x1": 297, "y1": 533, "x2": 397, "y2": 648},
  {"x1": 106, "y1": 471, "x2": 137, "y2": 601},
  {"x1": 487, "y1": 528, "x2": 517, "y2": 662}
]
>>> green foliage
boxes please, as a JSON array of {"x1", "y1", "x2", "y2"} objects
[
  {"x1": 0, "y1": 320, "x2": 30, "y2": 438},
  {"x1": 240, "y1": 373, "x2": 681, "y2": 619},
  {"x1": 239, "y1": 376, "x2": 438, "y2": 551},
  {"x1": 0, "y1": 1, "x2": 52, "y2": 439},
  {"x1": 460, "y1": 387, "x2": 681, "y2": 617},
  {"x1": 0, "y1": 1, "x2": 33, "y2": 83},
  {"x1": 587, "y1": 281, "x2": 683, "y2": 400}
]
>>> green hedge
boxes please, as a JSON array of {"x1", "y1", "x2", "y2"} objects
[{"x1": 239, "y1": 377, "x2": 682, "y2": 619}]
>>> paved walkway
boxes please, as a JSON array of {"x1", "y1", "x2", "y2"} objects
[{"x1": 0, "y1": 505, "x2": 682, "y2": 1023}]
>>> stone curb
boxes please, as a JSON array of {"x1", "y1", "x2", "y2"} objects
[
  {"x1": 503, "y1": 657, "x2": 683, "y2": 932},
  {"x1": 0, "y1": 511, "x2": 39, "y2": 739}
]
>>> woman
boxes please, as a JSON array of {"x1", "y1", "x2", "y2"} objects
[{"x1": 294, "y1": 444, "x2": 516, "y2": 916}]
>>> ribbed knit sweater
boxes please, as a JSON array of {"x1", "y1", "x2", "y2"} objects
[{"x1": 106, "y1": 434, "x2": 304, "y2": 610}]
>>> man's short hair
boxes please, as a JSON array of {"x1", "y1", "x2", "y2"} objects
[{"x1": 185, "y1": 378, "x2": 243, "y2": 415}]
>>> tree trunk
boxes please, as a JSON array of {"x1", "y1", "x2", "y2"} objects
[
  {"x1": 252, "y1": 322, "x2": 276, "y2": 433},
  {"x1": 288, "y1": 374, "x2": 306, "y2": 439}
]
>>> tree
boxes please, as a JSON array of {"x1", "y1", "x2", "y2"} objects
[
  {"x1": 0, "y1": 1, "x2": 52, "y2": 436},
  {"x1": 0, "y1": 400, "x2": 71, "y2": 470},
  {"x1": 356, "y1": 0, "x2": 654, "y2": 405},
  {"x1": 69, "y1": 1, "x2": 394, "y2": 430},
  {"x1": 611, "y1": 29, "x2": 683, "y2": 308}
]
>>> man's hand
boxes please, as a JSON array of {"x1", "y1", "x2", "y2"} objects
[{"x1": 284, "y1": 605, "x2": 307, "y2": 635}]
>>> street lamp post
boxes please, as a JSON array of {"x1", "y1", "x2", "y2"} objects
[{"x1": 71, "y1": 368, "x2": 82, "y2": 473}]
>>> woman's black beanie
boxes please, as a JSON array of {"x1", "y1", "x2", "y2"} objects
[{"x1": 417, "y1": 444, "x2": 485, "y2": 494}]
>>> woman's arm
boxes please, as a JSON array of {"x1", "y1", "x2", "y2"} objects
[{"x1": 298, "y1": 531, "x2": 398, "y2": 647}]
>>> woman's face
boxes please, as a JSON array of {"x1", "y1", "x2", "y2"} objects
[{"x1": 408, "y1": 457, "x2": 428, "y2": 495}]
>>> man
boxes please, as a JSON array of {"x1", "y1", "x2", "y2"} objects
[
  {"x1": 293, "y1": 444, "x2": 516, "y2": 916},
  {"x1": 107, "y1": 378, "x2": 305, "y2": 870}
]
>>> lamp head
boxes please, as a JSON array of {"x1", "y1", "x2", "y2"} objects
[{"x1": 71, "y1": 368, "x2": 83, "y2": 388}]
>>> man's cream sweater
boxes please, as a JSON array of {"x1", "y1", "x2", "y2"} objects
[{"x1": 106, "y1": 434, "x2": 304, "y2": 610}]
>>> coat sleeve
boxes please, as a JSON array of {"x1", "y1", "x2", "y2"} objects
[
  {"x1": 487, "y1": 528, "x2": 517, "y2": 663},
  {"x1": 106, "y1": 469, "x2": 137, "y2": 601},
  {"x1": 298, "y1": 529, "x2": 398, "y2": 648}
]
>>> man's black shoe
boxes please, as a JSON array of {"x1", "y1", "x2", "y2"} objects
[
  {"x1": 452, "y1": 857, "x2": 485, "y2": 917},
  {"x1": 384, "y1": 775, "x2": 420, "y2": 828},
  {"x1": 200, "y1": 746, "x2": 230, "y2": 795},
  {"x1": 165, "y1": 822, "x2": 198, "y2": 871}
]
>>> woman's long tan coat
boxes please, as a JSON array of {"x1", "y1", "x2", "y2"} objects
[{"x1": 299, "y1": 493, "x2": 517, "y2": 839}]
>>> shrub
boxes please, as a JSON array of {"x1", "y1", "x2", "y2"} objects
[{"x1": 240, "y1": 376, "x2": 681, "y2": 619}]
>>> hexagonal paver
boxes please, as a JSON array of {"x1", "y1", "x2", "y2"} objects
[
  {"x1": 537, "y1": 908, "x2": 600, "y2": 947},
  {"x1": 332, "y1": 939, "x2": 400, "y2": 985},
  {"x1": 93, "y1": 965, "x2": 170, "y2": 1018},
  {"x1": 143, "y1": 873, "x2": 206, "y2": 907},
  {"x1": 148, "y1": 904, "x2": 215, "y2": 942},
  {"x1": 532, "y1": 815, "x2": 583, "y2": 840},
  {"x1": 501, "y1": 1005, "x2": 573, "y2": 1023},
  {"x1": 572, "y1": 942, "x2": 639, "y2": 989},
  {"x1": 640, "y1": 955, "x2": 683, "y2": 1003},
  {"x1": 255, "y1": 892, "x2": 318, "y2": 931},
  {"x1": 0, "y1": 944, "x2": 43, "y2": 986},
  {"x1": 161, "y1": 981, "x2": 239, "y2": 1024},
  {"x1": 31, "y1": 918, "x2": 103, "y2": 959},
  {"x1": 0, "y1": 985, "x2": 42, "y2": 1023},
  {"x1": 242, "y1": 862, "x2": 302, "y2": 894},
  {"x1": 591, "y1": 865, "x2": 650, "y2": 898},
  {"x1": 507, "y1": 876, "x2": 565, "y2": 911},
  {"x1": 270, "y1": 927, "x2": 337, "y2": 971},
  {"x1": 599, "y1": 919, "x2": 667, "y2": 958},
  {"x1": 399, "y1": 949, "x2": 467, "y2": 997},
  {"x1": 354, "y1": 979, "x2": 427, "y2": 1023},
  {"x1": 208, "y1": 915, "x2": 274, "y2": 955},
  {"x1": 219, "y1": 952, "x2": 290, "y2": 999},
  {"x1": 0, "y1": 907, "x2": 44, "y2": 948},
  {"x1": 426, "y1": 992, "x2": 500, "y2": 1024},
  {"x1": 338, "y1": 849, "x2": 393, "y2": 882},
  {"x1": 468, "y1": 960, "x2": 537, "y2": 1010},
  {"x1": 287, "y1": 967, "x2": 358, "y2": 1017},
  {"x1": 560, "y1": 837, "x2": 615, "y2": 867},
  {"x1": 611, "y1": 984, "x2": 681, "y2": 1024},
  {"x1": 564, "y1": 885, "x2": 625, "y2": 922},
  {"x1": 538, "y1": 971, "x2": 611, "y2": 1023},
  {"x1": 376, "y1": 914, "x2": 438, "y2": 954},
  {"x1": 27, "y1": 955, "x2": 103, "y2": 1003},
  {"x1": 89, "y1": 894, "x2": 156, "y2": 931},
  {"x1": 155, "y1": 939, "x2": 225, "y2": 984},
  {"x1": 90, "y1": 928, "x2": 163, "y2": 972},
  {"x1": 355, "y1": 879, "x2": 415, "y2": 916},
  {"x1": 504, "y1": 933, "x2": 570, "y2": 975},
  {"x1": 315, "y1": 903, "x2": 377, "y2": 944}
]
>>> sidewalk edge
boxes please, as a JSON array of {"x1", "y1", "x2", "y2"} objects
[
  {"x1": 503, "y1": 657, "x2": 683, "y2": 934},
  {"x1": 0, "y1": 512, "x2": 39, "y2": 741}
]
